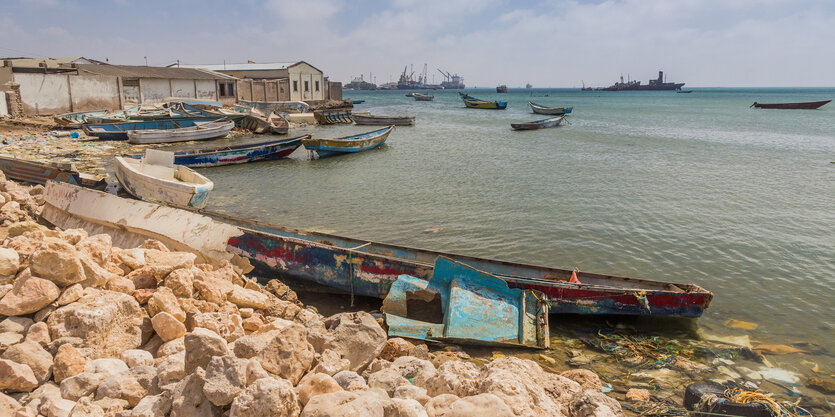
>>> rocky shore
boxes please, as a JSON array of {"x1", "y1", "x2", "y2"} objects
[{"x1": 0, "y1": 172, "x2": 626, "y2": 417}]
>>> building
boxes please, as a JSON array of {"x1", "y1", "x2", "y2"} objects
[
  {"x1": 1, "y1": 58, "x2": 238, "y2": 115},
  {"x1": 175, "y1": 61, "x2": 338, "y2": 102}
]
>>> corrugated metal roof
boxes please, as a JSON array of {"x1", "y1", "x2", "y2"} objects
[
  {"x1": 2, "y1": 57, "x2": 97, "y2": 68},
  {"x1": 176, "y1": 61, "x2": 322, "y2": 73},
  {"x1": 76, "y1": 64, "x2": 238, "y2": 80}
]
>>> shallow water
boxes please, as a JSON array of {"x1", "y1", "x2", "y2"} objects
[{"x1": 202, "y1": 88, "x2": 834, "y2": 372}]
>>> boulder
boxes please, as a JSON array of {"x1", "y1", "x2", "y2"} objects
[
  {"x1": 147, "y1": 288, "x2": 185, "y2": 323},
  {"x1": 68, "y1": 397, "x2": 105, "y2": 417},
  {"x1": 379, "y1": 338, "x2": 415, "y2": 362},
  {"x1": 201, "y1": 355, "x2": 248, "y2": 407},
  {"x1": 56, "y1": 284, "x2": 83, "y2": 306},
  {"x1": 192, "y1": 276, "x2": 232, "y2": 305},
  {"x1": 0, "y1": 358, "x2": 38, "y2": 392},
  {"x1": 53, "y1": 344, "x2": 87, "y2": 383},
  {"x1": 300, "y1": 390, "x2": 385, "y2": 417},
  {"x1": 121, "y1": 350, "x2": 153, "y2": 368},
  {"x1": 393, "y1": 385, "x2": 430, "y2": 405},
  {"x1": 163, "y1": 268, "x2": 193, "y2": 298},
  {"x1": 390, "y1": 356, "x2": 437, "y2": 387},
  {"x1": 227, "y1": 286, "x2": 272, "y2": 310},
  {"x1": 60, "y1": 372, "x2": 108, "y2": 401},
  {"x1": 333, "y1": 371, "x2": 368, "y2": 391},
  {"x1": 0, "y1": 284, "x2": 9, "y2": 299},
  {"x1": 25, "y1": 322, "x2": 51, "y2": 346},
  {"x1": 77, "y1": 256, "x2": 118, "y2": 289},
  {"x1": 0, "y1": 332, "x2": 24, "y2": 352},
  {"x1": 477, "y1": 357, "x2": 581, "y2": 417},
  {"x1": 368, "y1": 368, "x2": 411, "y2": 396},
  {"x1": 189, "y1": 312, "x2": 245, "y2": 342},
  {"x1": 230, "y1": 318, "x2": 314, "y2": 384},
  {"x1": 296, "y1": 373, "x2": 343, "y2": 406},
  {"x1": 115, "y1": 393, "x2": 171, "y2": 417},
  {"x1": 151, "y1": 312, "x2": 186, "y2": 342},
  {"x1": 85, "y1": 358, "x2": 129, "y2": 378},
  {"x1": 184, "y1": 328, "x2": 228, "y2": 374},
  {"x1": 0, "y1": 392, "x2": 23, "y2": 417},
  {"x1": 424, "y1": 394, "x2": 459, "y2": 417},
  {"x1": 560, "y1": 369, "x2": 602, "y2": 392},
  {"x1": 386, "y1": 398, "x2": 428, "y2": 417},
  {"x1": 139, "y1": 239, "x2": 169, "y2": 252},
  {"x1": 446, "y1": 394, "x2": 513, "y2": 417},
  {"x1": 143, "y1": 250, "x2": 195, "y2": 277},
  {"x1": 567, "y1": 390, "x2": 624, "y2": 417},
  {"x1": 126, "y1": 267, "x2": 156, "y2": 290},
  {"x1": 0, "y1": 247, "x2": 20, "y2": 278},
  {"x1": 104, "y1": 277, "x2": 135, "y2": 295},
  {"x1": 47, "y1": 291, "x2": 144, "y2": 359},
  {"x1": 422, "y1": 360, "x2": 479, "y2": 397},
  {"x1": 2, "y1": 340, "x2": 54, "y2": 384},
  {"x1": 156, "y1": 337, "x2": 185, "y2": 358},
  {"x1": 311, "y1": 349, "x2": 350, "y2": 376},
  {"x1": 95, "y1": 372, "x2": 147, "y2": 407},
  {"x1": 323, "y1": 312, "x2": 387, "y2": 372},
  {"x1": 169, "y1": 371, "x2": 222, "y2": 417},
  {"x1": 229, "y1": 377, "x2": 299, "y2": 417},
  {"x1": 0, "y1": 271, "x2": 61, "y2": 316},
  {"x1": 155, "y1": 351, "x2": 185, "y2": 387},
  {"x1": 47, "y1": 398, "x2": 76, "y2": 417},
  {"x1": 0, "y1": 316, "x2": 33, "y2": 334},
  {"x1": 90, "y1": 398, "x2": 129, "y2": 416},
  {"x1": 29, "y1": 241, "x2": 86, "y2": 287},
  {"x1": 75, "y1": 235, "x2": 112, "y2": 269}
]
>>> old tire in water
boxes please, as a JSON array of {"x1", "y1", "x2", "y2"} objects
[{"x1": 683, "y1": 382, "x2": 771, "y2": 417}]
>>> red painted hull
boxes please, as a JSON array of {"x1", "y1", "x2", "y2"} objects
[{"x1": 752, "y1": 99, "x2": 831, "y2": 109}]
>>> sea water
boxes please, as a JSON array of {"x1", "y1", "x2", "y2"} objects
[{"x1": 203, "y1": 88, "x2": 834, "y2": 368}]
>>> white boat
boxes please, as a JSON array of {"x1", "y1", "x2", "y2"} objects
[
  {"x1": 113, "y1": 150, "x2": 214, "y2": 209},
  {"x1": 126, "y1": 120, "x2": 234, "y2": 144}
]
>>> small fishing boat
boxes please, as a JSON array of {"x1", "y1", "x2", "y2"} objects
[
  {"x1": 142, "y1": 135, "x2": 308, "y2": 168},
  {"x1": 529, "y1": 102, "x2": 573, "y2": 115},
  {"x1": 413, "y1": 93, "x2": 434, "y2": 101},
  {"x1": 0, "y1": 155, "x2": 83, "y2": 185},
  {"x1": 750, "y1": 100, "x2": 831, "y2": 110},
  {"x1": 114, "y1": 150, "x2": 213, "y2": 209},
  {"x1": 405, "y1": 93, "x2": 417, "y2": 98},
  {"x1": 350, "y1": 99, "x2": 365, "y2": 104},
  {"x1": 383, "y1": 256, "x2": 549, "y2": 349},
  {"x1": 511, "y1": 115, "x2": 565, "y2": 131},
  {"x1": 353, "y1": 114, "x2": 415, "y2": 126},
  {"x1": 462, "y1": 95, "x2": 507, "y2": 110},
  {"x1": 238, "y1": 100, "x2": 310, "y2": 114},
  {"x1": 496, "y1": 85, "x2": 508, "y2": 93},
  {"x1": 83, "y1": 118, "x2": 212, "y2": 140},
  {"x1": 126, "y1": 120, "x2": 234, "y2": 145},
  {"x1": 53, "y1": 109, "x2": 108, "y2": 127},
  {"x1": 268, "y1": 112, "x2": 289, "y2": 135},
  {"x1": 457, "y1": 92, "x2": 473, "y2": 99},
  {"x1": 313, "y1": 109, "x2": 354, "y2": 124},
  {"x1": 238, "y1": 108, "x2": 270, "y2": 134},
  {"x1": 676, "y1": 89, "x2": 693, "y2": 94},
  {"x1": 302, "y1": 125, "x2": 394, "y2": 158}
]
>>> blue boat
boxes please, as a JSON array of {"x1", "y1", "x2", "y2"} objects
[
  {"x1": 351, "y1": 99, "x2": 365, "y2": 104},
  {"x1": 383, "y1": 256, "x2": 550, "y2": 348},
  {"x1": 134, "y1": 135, "x2": 309, "y2": 168},
  {"x1": 302, "y1": 125, "x2": 394, "y2": 158},
  {"x1": 82, "y1": 118, "x2": 214, "y2": 140}
]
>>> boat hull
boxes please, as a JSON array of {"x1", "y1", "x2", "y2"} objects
[
  {"x1": 353, "y1": 115, "x2": 415, "y2": 126},
  {"x1": 511, "y1": 116, "x2": 564, "y2": 130},
  {"x1": 463, "y1": 99, "x2": 508, "y2": 110},
  {"x1": 161, "y1": 135, "x2": 308, "y2": 168},
  {"x1": 529, "y1": 102, "x2": 573, "y2": 115},
  {"x1": 313, "y1": 110, "x2": 354, "y2": 124},
  {"x1": 302, "y1": 126, "x2": 393, "y2": 158},
  {"x1": 82, "y1": 119, "x2": 211, "y2": 140},
  {"x1": 114, "y1": 157, "x2": 213, "y2": 209},
  {"x1": 127, "y1": 121, "x2": 234, "y2": 144},
  {"x1": 751, "y1": 100, "x2": 831, "y2": 109},
  {"x1": 0, "y1": 156, "x2": 82, "y2": 185}
]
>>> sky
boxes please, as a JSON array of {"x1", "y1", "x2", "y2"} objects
[{"x1": 2, "y1": 0, "x2": 835, "y2": 87}]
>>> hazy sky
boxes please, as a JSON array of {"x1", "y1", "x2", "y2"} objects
[{"x1": 3, "y1": 0, "x2": 835, "y2": 87}]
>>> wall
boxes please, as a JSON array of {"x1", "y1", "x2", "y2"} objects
[
  {"x1": 0, "y1": 67, "x2": 12, "y2": 88},
  {"x1": 68, "y1": 75, "x2": 120, "y2": 111},
  {"x1": 0, "y1": 92, "x2": 7, "y2": 116},
  {"x1": 287, "y1": 63, "x2": 324, "y2": 101},
  {"x1": 171, "y1": 79, "x2": 195, "y2": 98},
  {"x1": 327, "y1": 81, "x2": 342, "y2": 101},
  {"x1": 123, "y1": 85, "x2": 140, "y2": 105},
  {"x1": 195, "y1": 80, "x2": 217, "y2": 100},
  {"x1": 15, "y1": 73, "x2": 72, "y2": 114},
  {"x1": 140, "y1": 78, "x2": 171, "y2": 103}
]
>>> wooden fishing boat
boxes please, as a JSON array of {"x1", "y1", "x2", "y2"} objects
[
  {"x1": 496, "y1": 85, "x2": 508, "y2": 93},
  {"x1": 405, "y1": 93, "x2": 417, "y2": 98},
  {"x1": 82, "y1": 118, "x2": 212, "y2": 140},
  {"x1": 238, "y1": 100, "x2": 310, "y2": 114},
  {"x1": 0, "y1": 155, "x2": 83, "y2": 185},
  {"x1": 238, "y1": 108, "x2": 270, "y2": 134},
  {"x1": 351, "y1": 99, "x2": 365, "y2": 104},
  {"x1": 53, "y1": 109, "x2": 108, "y2": 127},
  {"x1": 268, "y1": 112, "x2": 289, "y2": 134},
  {"x1": 126, "y1": 120, "x2": 234, "y2": 145},
  {"x1": 113, "y1": 151, "x2": 213, "y2": 209},
  {"x1": 462, "y1": 95, "x2": 508, "y2": 110},
  {"x1": 529, "y1": 102, "x2": 573, "y2": 115},
  {"x1": 413, "y1": 93, "x2": 434, "y2": 101},
  {"x1": 676, "y1": 89, "x2": 693, "y2": 94},
  {"x1": 313, "y1": 109, "x2": 353, "y2": 124},
  {"x1": 353, "y1": 114, "x2": 415, "y2": 126},
  {"x1": 140, "y1": 135, "x2": 308, "y2": 168},
  {"x1": 41, "y1": 182, "x2": 714, "y2": 318},
  {"x1": 750, "y1": 100, "x2": 831, "y2": 109},
  {"x1": 383, "y1": 256, "x2": 549, "y2": 348},
  {"x1": 511, "y1": 115, "x2": 565, "y2": 131},
  {"x1": 302, "y1": 125, "x2": 394, "y2": 158}
]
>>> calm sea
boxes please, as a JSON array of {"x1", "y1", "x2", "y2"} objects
[{"x1": 202, "y1": 88, "x2": 834, "y2": 365}]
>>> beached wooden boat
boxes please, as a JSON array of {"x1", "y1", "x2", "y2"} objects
[
  {"x1": 313, "y1": 110, "x2": 354, "y2": 124},
  {"x1": 511, "y1": 115, "x2": 565, "y2": 131},
  {"x1": 0, "y1": 155, "x2": 83, "y2": 185},
  {"x1": 53, "y1": 109, "x2": 108, "y2": 127},
  {"x1": 302, "y1": 126, "x2": 394, "y2": 158},
  {"x1": 82, "y1": 118, "x2": 212, "y2": 140},
  {"x1": 268, "y1": 112, "x2": 289, "y2": 135},
  {"x1": 529, "y1": 102, "x2": 573, "y2": 115},
  {"x1": 413, "y1": 93, "x2": 434, "y2": 101},
  {"x1": 238, "y1": 108, "x2": 270, "y2": 134},
  {"x1": 114, "y1": 151, "x2": 213, "y2": 209},
  {"x1": 239, "y1": 100, "x2": 310, "y2": 114},
  {"x1": 145, "y1": 135, "x2": 308, "y2": 168},
  {"x1": 383, "y1": 256, "x2": 549, "y2": 348},
  {"x1": 462, "y1": 95, "x2": 508, "y2": 110},
  {"x1": 126, "y1": 120, "x2": 234, "y2": 145},
  {"x1": 353, "y1": 114, "x2": 415, "y2": 126},
  {"x1": 750, "y1": 100, "x2": 831, "y2": 109}
]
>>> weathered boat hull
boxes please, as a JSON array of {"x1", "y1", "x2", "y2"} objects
[
  {"x1": 0, "y1": 156, "x2": 82, "y2": 185},
  {"x1": 213, "y1": 213, "x2": 713, "y2": 318},
  {"x1": 353, "y1": 114, "x2": 415, "y2": 126},
  {"x1": 462, "y1": 97, "x2": 508, "y2": 109},
  {"x1": 159, "y1": 135, "x2": 308, "y2": 168},
  {"x1": 239, "y1": 100, "x2": 310, "y2": 114},
  {"x1": 751, "y1": 100, "x2": 830, "y2": 109},
  {"x1": 54, "y1": 109, "x2": 108, "y2": 127},
  {"x1": 511, "y1": 116, "x2": 565, "y2": 130},
  {"x1": 302, "y1": 126, "x2": 393, "y2": 158},
  {"x1": 82, "y1": 119, "x2": 211, "y2": 140},
  {"x1": 313, "y1": 110, "x2": 354, "y2": 124},
  {"x1": 529, "y1": 102, "x2": 573, "y2": 115},
  {"x1": 127, "y1": 121, "x2": 234, "y2": 144},
  {"x1": 114, "y1": 156, "x2": 213, "y2": 209}
]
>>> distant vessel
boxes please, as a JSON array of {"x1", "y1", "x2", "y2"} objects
[
  {"x1": 344, "y1": 75, "x2": 376, "y2": 90},
  {"x1": 397, "y1": 64, "x2": 442, "y2": 90},
  {"x1": 496, "y1": 85, "x2": 508, "y2": 93},
  {"x1": 599, "y1": 71, "x2": 684, "y2": 91},
  {"x1": 437, "y1": 69, "x2": 465, "y2": 89},
  {"x1": 525, "y1": 82, "x2": 532, "y2": 89},
  {"x1": 581, "y1": 81, "x2": 592, "y2": 91}
]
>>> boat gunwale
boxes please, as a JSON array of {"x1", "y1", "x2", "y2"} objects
[
  {"x1": 114, "y1": 156, "x2": 213, "y2": 193},
  {"x1": 306, "y1": 125, "x2": 394, "y2": 144}
]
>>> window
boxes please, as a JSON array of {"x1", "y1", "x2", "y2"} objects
[
  {"x1": 123, "y1": 78, "x2": 139, "y2": 87},
  {"x1": 315, "y1": 80, "x2": 320, "y2": 91},
  {"x1": 304, "y1": 81, "x2": 309, "y2": 92},
  {"x1": 293, "y1": 80, "x2": 298, "y2": 92},
  {"x1": 218, "y1": 82, "x2": 235, "y2": 97}
]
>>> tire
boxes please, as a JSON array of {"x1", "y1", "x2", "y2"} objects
[{"x1": 683, "y1": 382, "x2": 772, "y2": 417}]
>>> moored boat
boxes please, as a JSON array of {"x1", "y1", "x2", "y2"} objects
[
  {"x1": 496, "y1": 85, "x2": 508, "y2": 93},
  {"x1": 750, "y1": 100, "x2": 831, "y2": 109},
  {"x1": 462, "y1": 95, "x2": 508, "y2": 110},
  {"x1": 353, "y1": 114, "x2": 415, "y2": 126},
  {"x1": 528, "y1": 102, "x2": 573, "y2": 115},
  {"x1": 238, "y1": 108, "x2": 271, "y2": 134},
  {"x1": 0, "y1": 154, "x2": 83, "y2": 185},
  {"x1": 82, "y1": 118, "x2": 213, "y2": 140},
  {"x1": 510, "y1": 115, "x2": 565, "y2": 131},
  {"x1": 413, "y1": 93, "x2": 434, "y2": 101},
  {"x1": 238, "y1": 100, "x2": 310, "y2": 114},
  {"x1": 313, "y1": 110, "x2": 354, "y2": 124},
  {"x1": 302, "y1": 125, "x2": 394, "y2": 158},
  {"x1": 54, "y1": 109, "x2": 108, "y2": 127},
  {"x1": 114, "y1": 151, "x2": 213, "y2": 209},
  {"x1": 140, "y1": 135, "x2": 308, "y2": 168},
  {"x1": 268, "y1": 112, "x2": 289, "y2": 135},
  {"x1": 350, "y1": 99, "x2": 365, "y2": 104},
  {"x1": 126, "y1": 120, "x2": 234, "y2": 145}
]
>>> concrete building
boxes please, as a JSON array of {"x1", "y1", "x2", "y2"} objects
[{"x1": 176, "y1": 62, "x2": 331, "y2": 101}]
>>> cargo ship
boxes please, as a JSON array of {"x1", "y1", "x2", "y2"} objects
[
  {"x1": 599, "y1": 71, "x2": 684, "y2": 91},
  {"x1": 496, "y1": 85, "x2": 508, "y2": 93},
  {"x1": 437, "y1": 69, "x2": 465, "y2": 89}
]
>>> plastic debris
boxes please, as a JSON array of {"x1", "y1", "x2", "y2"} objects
[{"x1": 724, "y1": 318, "x2": 759, "y2": 331}]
